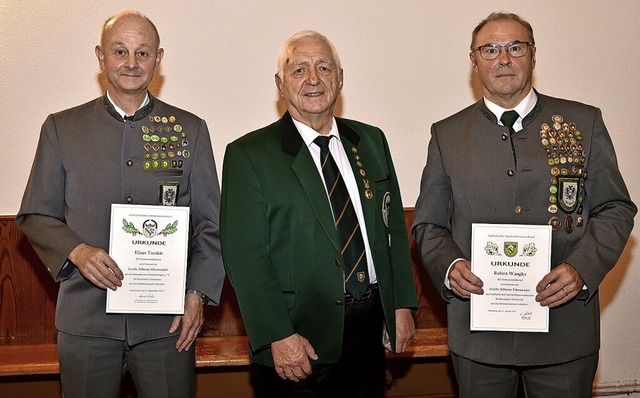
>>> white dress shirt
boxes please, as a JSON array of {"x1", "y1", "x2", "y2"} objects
[{"x1": 292, "y1": 117, "x2": 377, "y2": 284}]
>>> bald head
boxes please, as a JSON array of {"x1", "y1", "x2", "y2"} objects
[{"x1": 99, "y1": 10, "x2": 160, "y2": 50}]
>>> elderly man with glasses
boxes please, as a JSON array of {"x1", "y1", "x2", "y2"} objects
[{"x1": 412, "y1": 12, "x2": 635, "y2": 398}]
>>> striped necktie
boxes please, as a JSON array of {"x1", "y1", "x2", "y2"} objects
[{"x1": 314, "y1": 135, "x2": 369, "y2": 299}]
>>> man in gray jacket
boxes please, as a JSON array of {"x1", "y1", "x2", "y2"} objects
[
  {"x1": 412, "y1": 12, "x2": 635, "y2": 397},
  {"x1": 17, "y1": 10, "x2": 224, "y2": 398}
]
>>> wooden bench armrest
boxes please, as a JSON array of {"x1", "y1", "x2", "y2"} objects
[
  {"x1": 195, "y1": 335, "x2": 251, "y2": 367},
  {"x1": 387, "y1": 327, "x2": 449, "y2": 358},
  {"x1": 0, "y1": 344, "x2": 60, "y2": 376}
]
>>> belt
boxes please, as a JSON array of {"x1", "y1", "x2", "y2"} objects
[{"x1": 344, "y1": 284, "x2": 378, "y2": 304}]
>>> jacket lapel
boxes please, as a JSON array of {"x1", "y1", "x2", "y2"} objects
[{"x1": 280, "y1": 113, "x2": 341, "y2": 252}]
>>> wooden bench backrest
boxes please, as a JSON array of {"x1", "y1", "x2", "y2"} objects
[{"x1": 0, "y1": 210, "x2": 446, "y2": 345}]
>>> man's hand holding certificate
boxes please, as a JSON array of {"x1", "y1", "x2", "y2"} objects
[
  {"x1": 470, "y1": 224, "x2": 552, "y2": 332},
  {"x1": 107, "y1": 204, "x2": 190, "y2": 314}
]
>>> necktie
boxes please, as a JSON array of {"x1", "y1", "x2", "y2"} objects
[
  {"x1": 314, "y1": 135, "x2": 369, "y2": 299},
  {"x1": 123, "y1": 115, "x2": 134, "y2": 122},
  {"x1": 500, "y1": 110, "x2": 519, "y2": 135}
]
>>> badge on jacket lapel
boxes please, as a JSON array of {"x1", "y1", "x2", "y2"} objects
[
  {"x1": 159, "y1": 182, "x2": 179, "y2": 206},
  {"x1": 382, "y1": 192, "x2": 391, "y2": 228},
  {"x1": 351, "y1": 147, "x2": 373, "y2": 201},
  {"x1": 382, "y1": 191, "x2": 391, "y2": 247}
]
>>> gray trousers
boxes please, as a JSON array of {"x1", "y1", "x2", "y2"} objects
[
  {"x1": 452, "y1": 351, "x2": 598, "y2": 398},
  {"x1": 57, "y1": 331, "x2": 195, "y2": 398}
]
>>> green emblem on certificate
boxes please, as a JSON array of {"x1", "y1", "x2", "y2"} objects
[{"x1": 504, "y1": 242, "x2": 518, "y2": 257}]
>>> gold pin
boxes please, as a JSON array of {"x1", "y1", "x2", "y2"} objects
[{"x1": 548, "y1": 216, "x2": 561, "y2": 230}]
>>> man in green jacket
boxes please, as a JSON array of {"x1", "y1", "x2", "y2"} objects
[{"x1": 220, "y1": 30, "x2": 417, "y2": 397}]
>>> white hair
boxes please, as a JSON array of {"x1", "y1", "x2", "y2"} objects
[{"x1": 276, "y1": 30, "x2": 341, "y2": 79}]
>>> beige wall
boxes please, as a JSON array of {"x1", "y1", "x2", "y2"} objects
[{"x1": 1, "y1": 0, "x2": 638, "y2": 395}]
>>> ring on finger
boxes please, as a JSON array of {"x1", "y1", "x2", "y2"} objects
[{"x1": 561, "y1": 287, "x2": 568, "y2": 296}]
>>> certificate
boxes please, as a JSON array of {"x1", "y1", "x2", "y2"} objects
[
  {"x1": 470, "y1": 223, "x2": 551, "y2": 332},
  {"x1": 107, "y1": 204, "x2": 190, "y2": 314}
]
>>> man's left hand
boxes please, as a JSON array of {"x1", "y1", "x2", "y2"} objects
[
  {"x1": 393, "y1": 308, "x2": 415, "y2": 353},
  {"x1": 535, "y1": 263, "x2": 584, "y2": 308},
  {"x1": 170, "y1": 292, "x2": 204, "y2": 352}
]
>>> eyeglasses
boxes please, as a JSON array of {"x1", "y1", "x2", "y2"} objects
[{"x1": 471, "y1": 41, "x2": 534, "y2": 60}]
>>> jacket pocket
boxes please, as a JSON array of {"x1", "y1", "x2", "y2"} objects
[
  {"x1": 282, "y1": 291, "x2": 296, "y2": 310},
  {"x1": 153, "y1": 170, "x2": 184, "y2": 177}
]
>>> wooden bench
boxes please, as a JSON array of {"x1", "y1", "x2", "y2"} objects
[
  {"x1": 0, "y1": 211, "x2": 449, "y2": 378},
  {"x1": 0, "y1": 328, "x2": 449, "y2": 376}
]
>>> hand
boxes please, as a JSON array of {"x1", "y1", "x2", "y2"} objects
[
  {"x1": 170, "y1": 292, "x2": 204, "y2": 352},
  {"x1": 271, "y1": 333, "x2": 318, "y2": 382},
  {"x1": 394, "y1": 308, "x2": 415, "y2": 353},
  {"x1": 448, "y1": 259, "x2": 484, "y2": 299},
  {"x1": 68, "y1": 243, "x2": 123, "y2": 290},
  {"x1": 536, "y1": 263, "x2": 584, "y2": 308}
]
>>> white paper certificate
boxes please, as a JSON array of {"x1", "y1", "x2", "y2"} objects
[
  {"x1": 107, "y1": 204, "x2": 190, "y2": 314},
  {"x1": 470, "y1": 223, "x2": 552, "y2": 332}
]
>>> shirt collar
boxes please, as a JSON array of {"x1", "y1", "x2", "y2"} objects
[
  {"x1": 483, "y1": 88, "x2": 537, "y2": 125},
  {"x1": 292, "y1": 117, "x2": 341, "y2": 148},
  {"x1": 106, "y1": 90, "x2": 150, "y2": 119}
]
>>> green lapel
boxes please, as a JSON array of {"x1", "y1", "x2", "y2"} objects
[{"x1": 336, "y1": 118, "x2": 377, "y2": 251}]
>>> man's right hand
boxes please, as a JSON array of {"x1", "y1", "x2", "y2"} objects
[
  {"x1": 68, "y1": 243, "x2": 123, "y2": 290},
  {"x1": 448, "y1": 259, "x2": 484, "y2": 299},
  {"x1": 271, "y1": 333, "x2": 318, "y2": 382}
]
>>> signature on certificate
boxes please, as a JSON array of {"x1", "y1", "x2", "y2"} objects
[{"x1": 520, "y1": 311, "x2": 532, "y2": 320}]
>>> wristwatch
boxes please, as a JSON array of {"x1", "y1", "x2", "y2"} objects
[{"x1": 186, "y1": 289, "x2": 207, "y2": 304}]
